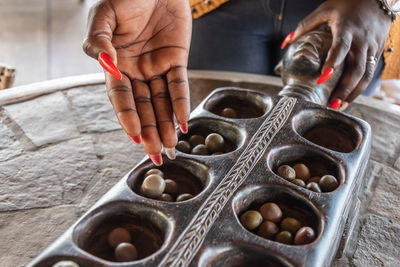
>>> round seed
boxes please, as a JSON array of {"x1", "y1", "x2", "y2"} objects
[
  {"x1": 257, "y1": 221, "x2": 279, "y2": 239},
  {"x1": 164, "y1": 179, "x2": 178, "y2": 196},
  {"x1": 240, "y1": 210, "x2": 263, "y2": 230},
  {"x1": 176, "y1": 193, "x2": 194, "y2": 202},
  {"x1": 319, "y1": 175, "x2": 339, "y2": 192},
  {"x1": 277, "y1": 165, "x2": 296, "y2": 181},
  {"x1": 108, "y1": 227, "x2": 131, "y2": 249},
  {"x1": 294, "y1": 226, "x2": 316, "y2": 245},
  {"x1": 275, "y1": 231, "x2": 293, "y2": 245},
  {"x1": 292, "y1": 178, "x2": 306, "y2": 187},
  {"x1": 176, "y1": 140, "x2": 192, "y2": 154},
  {"x1": 144, "y1": 168, "x2": 164, "y2": 178},
  {"x1": 306, "y1": 182, "x2": 322, "y2": 193},
  {"x1": 260, "y1": 202, "x2": 282, "y2": 223},
  {"x1": 220, "y1": 107, "x2": 238, "y2": 118},
  {"x1": 280, "y1": 217, "x2": 302, "y2": 234},
  {"x1": 188, "y1": 135, "x2": 205, "y2": 147},
  {"x1": 293, "y1": 163, "x2": 311, "y2": 181},
  {"x1": 191, "y1": 144, "x2": 209, "y2": 155},
  {"x1": 141, "y1": 174, "x2": 166, "y2": 198},
  {"x1": 114, "y1": 242, "x2": 138, "y2": 262},
  {"x1": 158, "y1": 193, "x2": 174, "y2": 202},
  {"x1": 52, "y1": 261, "x2": 80, "y2": 267},
  {"x1": 205, "y1": 133, "x2": 225, "y2": 153}
]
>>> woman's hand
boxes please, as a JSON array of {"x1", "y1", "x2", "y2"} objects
[
  {"x1": 83, "y1": 0, "x2": 192, "y2": 165},
  {"x1": 290, "y1": 0, "x2": 392, "y2": 104}
]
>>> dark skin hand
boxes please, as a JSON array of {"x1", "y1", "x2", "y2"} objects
[
  {"x1": 291, "y1": 0, "x2": 392, "y2": 103},
  {"x1": 83, "y1": 0, "x2": 192, "y2": 159}
]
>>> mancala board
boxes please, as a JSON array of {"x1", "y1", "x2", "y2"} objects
[{"x1": 30, "y1": 87, "x2": 371, "y2": 267}]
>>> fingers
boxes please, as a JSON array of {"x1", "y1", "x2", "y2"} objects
[
  {"x1": 132, "y1": 80, "x2": 163, "y2": 165},
  {"x1": 105, "y1": 73, "x2": 141, "y2": 139},
  {"x1": 322, "y1": 26, "x2": 353, "y2": 72},
  {"x1": 166, "y1": 66, "x2": 190, "y2": 133},
  {"x1": 331, "y1": 45, "x2": 368, "y2": 101},
  {"x1": 82, "y1": 1, "x2": 117, "y2": 63},
  {"x1": 150, "y1": 77, "x2": 178, "y2": 159},
  {"x1": 346, "y1": 53, "x2": 378, "y2": 102},
  {"x1": 291, "y1": 7, "x2": 329, "y2": 43}
]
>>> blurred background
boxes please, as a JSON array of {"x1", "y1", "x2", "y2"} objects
[
  {"x1": 0, "y1": 0, "x2": 399, "y2": 105},
  {"x1": 0, "y1": 0, "x2": 98, "y2": 86}
]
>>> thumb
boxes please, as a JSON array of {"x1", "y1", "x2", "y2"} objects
[{"x1": 82, "y1": 1, "x2": 117, "y2": 64}]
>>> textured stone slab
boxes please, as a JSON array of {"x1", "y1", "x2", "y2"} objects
[
  {"x1": 368, "y1": 166, "x2": 400, "y2": 222},
  {"x1": 347, "y1": 105, "x2": 400, "y2": 166},
  {"x1": 79, "y1": 130, "x2": 146, "y2": 211},
  {"x1": 66, "y1": 85, "x2": 120, "y2": 133},
  {"x1": 0, "y1": 136, "x2": 98, "y2": 211},
  {"x1": 3, "y1": 92, "x2": 79, "y2": 146},
  {"x1": 0, "y1": 121, "x2": 23, "y2": 162},
  {"x1": 352, "y1": 214, "x2": 400, "y2": 266},
  {"x1": 0, "y1": 205, "x2": 78, "y2": 267}
]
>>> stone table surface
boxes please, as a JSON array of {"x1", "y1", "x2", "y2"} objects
[{"x1": 0, "y1": 71, "x2": 399, "y2": 267}]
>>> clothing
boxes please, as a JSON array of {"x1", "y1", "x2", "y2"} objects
[
  {"x1": 189, "y1": 0, "x2": 324, "y2": 75},
  {"x1": 189, "y1": 0, "x2": 229, "y2": 19},
  {"x1": 188, "y1": 0, "x2": 381, "y2": 96},
  {"x1": 382, "y1": 19, "x2": 400, "y2": 79}
]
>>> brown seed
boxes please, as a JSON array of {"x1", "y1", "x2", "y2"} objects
[
  {"x1": 277, "y1": 165, "x2": 296, "y2": 181},
  {"x1": 306, "y1": 182, "x2": 322, "y2": 193},
  {"x1": 294, "y1": 226, "x2": 316, "y2": 245},
  {"x1": 240, "y1": 210, "x2": 263, "y2": 230},
  {"x1": 257, "y1": 221, "x2": 279, "y2": 239},
  {"x1": 220, "y1": 107, "x2": 238, "y2": 118},
  {"x1": 275, "y1": 231, "x2": 293, "y2": 245},
  {"x1": 188, "y1": 135, "x2": 205, "y2": 147},
  {"x1": 319, "y1": 175, "x2": 339, "y2": 192},
  {"x1": 191, "y1": 144, "x2": 209, "y2": 155},
  {"x1": 259, "y1": 202, "x2": 282, "y2": 223},
  {"x1": 293, "y1": 163, "x2": 311, "y2": 181},
  {"x1": 158, "y1": 193, "x2": 174, "y2": 202},
  {"x1": 164, "y1": 179, "x2": 178, "y2": 196},
  {"x1": 114, "y1": 242, "x2": 138, "y2": 262},
  {"x1": 307, "y1": 176, "x2": 321, "y2": 183},
  {"x1": 176, "y1": 140, "x2": 192, "y2": 154},
  {"x1": 108, "y1": 227, "x2": 131, "y2": 248},
  {"x1": 280, "y1": 217, "x2": 302, "y2": 234},
  {"x1": 176, "y1": 193, "x2": 194, "y2": 202},
  {"x1": 291, "y1": 179, "x2": 306, "y2": 187},
  {"x1": 52, "y1": 261, "x2": 80, "y2": 267},
  {"x1": 205, "y1": 133, "x2": 225, "y2": 152},
  {"x1": 141, "y1": 174, "x2": 166, "y2": 198},
  {"x1": 144, "y1": 168, "x2": 164, "y2": 178}
]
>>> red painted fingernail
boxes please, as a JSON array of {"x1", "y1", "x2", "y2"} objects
[
  {"x1": 98, "y1": 52, "x2": 122, "y2": 80},
  {"x1": 317, "y1": 67, "x2": 334, "y2": 85},
  {"x1": 281, "y1": 32, "x2": 294, "y2": 50},
  {"x1": 148, "y1": 153, "x2": 163, "y2": 166},
  {"x1": 128, "y1": 135, "x2": 142, "y2": 144},
  {"x1": 329, "y1": 99, "x2": 342, "y2": 110},
  {"x1": 178, "y1": 122, "x2": 188, "y2": 134}
]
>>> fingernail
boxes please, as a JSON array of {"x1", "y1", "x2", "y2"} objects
[
  {"x1": 328, "y1": 98, "x2": 342, "y2": 110},
  {"x1": 164, "y1": 147, "x2": 176, "y2": 160},
  {"x1": 98, "y1": 52, "x2": 122, "y2": 80},
  {"x1": 128, "y1": 135, "x2": 142, "y2": 144},
  {"x1": 317, "y1": 67, "x2": 334, "y2": 85},
  {"x1": 178, "y1": 122, "x2": 188, "y2": 134},
  {"x1": 148, "y1": 153, "x2": 163, "y2": 166},
  {"x1": 338, "y1": 101, "x2": 349, "y2": 111},
  {"x1": 281, "y1": 31, "x2": 294, "y2": 50}
]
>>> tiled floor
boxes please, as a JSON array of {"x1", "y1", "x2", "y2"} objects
[{"x1": 0, "y1": 0, "x2": 99, "y2": 86}]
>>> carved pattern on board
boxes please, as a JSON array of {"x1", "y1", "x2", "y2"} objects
[{"x1": 160, "y1": 96, "x2": 297, "y2": 267}]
